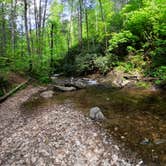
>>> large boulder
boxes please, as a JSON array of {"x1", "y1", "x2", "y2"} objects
[
  {"x1": 89, "y1": 107, "x2": 105, "y2": 120},
  {"x1": 64, "y1": 78, "x2": 87, "y2": 89},
  {"x1": 72, "y1": 80, "x2": 87, "y2": 89},
  {"x1": 40, "y1": 90, "x2": 54, "y2": 98},
  {"x1": 66, "y1": 78, "x2": 98, "y2": 89},
  {"x1": 54, "y1": 85, "x2": 76, "y2": 92},
  {"x1": 99, "y1": 70, "x2": 142, "y2": 88}
]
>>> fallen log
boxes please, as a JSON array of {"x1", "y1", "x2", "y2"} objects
[
  {"x1": 142, "y1": 77, "x2": 159, "y2": 81},
  {"x1": 0, "y1": 80, "x2": 30, "y2": 103}
]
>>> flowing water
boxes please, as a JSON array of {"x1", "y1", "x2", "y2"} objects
[{"x1": 22, "y1": 86, "x2": 166, "y2": 165}]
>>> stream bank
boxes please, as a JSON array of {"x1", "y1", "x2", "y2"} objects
[
  {"x1": 0, "y1": 85, "x2": 142, "y2": 166},
  {"x1": 27, "y1": 76, "x2": 166, "y2": 165},
  {"x1": 0, "y1": 72, "x2": 165, "y2": 165}
]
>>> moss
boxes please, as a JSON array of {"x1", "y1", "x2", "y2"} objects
[{"x1": 136, "y1": 81, "x2": 151, "y2": 89}]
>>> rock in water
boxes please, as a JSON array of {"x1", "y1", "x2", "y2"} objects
[
  {"x1": 140, "y1": 138, "x2": 150, "y2": 145},
  {"x1": 54, "y1": 85, "x2": 76, "y2": 92},
  {"x1": 40, "y1": 90, "x2": 54, "y2": 98},
  {"x1": 154, "y1": 139, "x2": 166, "y2": 145},
  {"x1": 89, "y1": 107, "x2": 105, "y2": 120}
]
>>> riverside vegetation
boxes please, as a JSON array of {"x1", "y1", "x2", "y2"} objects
[{"x1": 0, "y1": 0, "x2": 165, "y2": 90}]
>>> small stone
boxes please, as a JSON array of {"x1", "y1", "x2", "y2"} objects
[
  {"x1": 154, "y1": 139, "x2": 166, "y2": 145},
  {"x1": 40, "y1": 90, "x2": 54, "y2": 98},
  {"x1": 136, "y1": 160, "x2": 143, "y2": 166},
  {"x1": 140, "y1": 138, "x2": 150, "y2": 145},
  {"x1": 89, "y1": 107, "x2": 105, "y2": 120},
  {"x1": 114, "y1": 127, "x2": 118, "y2": 131},
  {"x1": 75, "y1": 140, "x2": 81, "y2": 146},
  {"x1": 31, "y1": 156, "x2": 37, "y2": 163},
  {"x1": 54, "y1": 85, "x2": 76, "y2": 92}
]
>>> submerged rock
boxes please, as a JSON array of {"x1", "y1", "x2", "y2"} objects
[
  {"x1": 140, "y1": 138, "x2": 150, "y2": 145},
  {"x1": 154, "y1": 139, "x2": 166, "y2": 145},
  {"x1": 54, "y1": 85, "x2": 76, "y2": 92},
  {"x1": 89, "y1": 107, "x2": 105, "y2": 120},
  {"x1": 72, "y1": 80, "x2": 87, "y2": 89},
  {"x1": 65, "y1": 78, "x2": 98, "y2": 89},
  {"x1": 65, "y1": 79, "x2": 87, "y2": 89},
  {"x1": 40, "y1": 90, "x2": 54, "y2": 98},
  {"x1": 53, "y1": 73, "x2": 63, "y2": 77}
]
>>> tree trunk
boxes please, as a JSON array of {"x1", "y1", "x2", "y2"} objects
[
  {"x1": 1, "y1": 3, "x2": 6, "y2": 56},
  {"x1": 85, "y1": 7, "x2": 89, "y2": 50},
  {"x1": 50, "y1": 23, "x2": 54, "y2": 70},
  {"x1": 10, "y1": 0, "x2": 18, "y2": 56},
  {"x1": 78, "y1": 0, "x2": 83, "y2": 49},
  {"x1": 42, "y1": 0, "x2": 48, "y2": 29},
  {"x1": 98, "y1": 0, "x2": 108, "y2": 49},
  {"x1": 24, "y1": 0, "x2": 32, "y2": 72}
]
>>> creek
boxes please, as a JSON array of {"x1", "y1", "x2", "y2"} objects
[{"x1": 22, "y1": 85, "x2": 166, "y2": 165}]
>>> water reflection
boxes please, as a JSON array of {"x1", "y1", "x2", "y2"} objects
[{"x1": 22, "y1": 87, "x2": 166, "y2": 165}]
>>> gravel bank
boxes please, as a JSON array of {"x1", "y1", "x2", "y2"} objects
[{"x1": 0, "y1": 85, "x2": 142, "y2": 166}]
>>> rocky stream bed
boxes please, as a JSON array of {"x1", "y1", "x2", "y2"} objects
[
  {"x1": 0, "y1": 85, "x2": 143, "y2": 166},
  {"x1": 0, "y1": 79, "x2": 165, "y2": 165}
]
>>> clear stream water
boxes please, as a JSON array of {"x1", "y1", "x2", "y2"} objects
[{"x1": 22, "y1": 86, "x2": 166, "y2": 165}]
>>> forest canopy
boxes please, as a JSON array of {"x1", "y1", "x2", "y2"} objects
[{"x1": 0, "y1": 0, "x2": 165, "y2": 83}]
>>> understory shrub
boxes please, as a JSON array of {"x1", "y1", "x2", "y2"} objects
[
  {"x1": 109, "y1": 31, "x2": 138, "y2": 57},
  {"x1": 75, "y1": 53, "x2": 98, "y2": 75},
  {"x1": 152, "y1": 66, "x2": 166, "y2": 85},
  {"x1": 94, "y1": 53, "x2": 118, "y2": 74}
]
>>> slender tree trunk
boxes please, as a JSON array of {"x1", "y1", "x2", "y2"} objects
[
  {"x1": 50, "y1": 23, "x2": 54, "y2": 69},
  {"x1": 78, "y1": 0, "x2": 83, "y2": 49},
  {"x1": 95, "y1": 9, "x2": 98, "y2": 32},
  {"x1": 28, "y1": 6, "x2": 33, "y2": 54},
  {"x1": 21, "y1": 15, "x2": 24, "y2": 57},
  {"x1": 98, "y1": 0, "x2": 108, "y2": 49},
  {"x1": 42, "y1": 0, "x2": 48, "y2": 29},
  {"x1": 85, "y1": 8, "x2": 89, "y2": 50},
  {"x1": 41, "y1": 0, "x2": 48, "y2": 52},
  {"x1": 67, "y1": 31, "x2": 70, "y2": 55},
  {"x1": 24, "y1": 0, "x2": 32, "y2": 72},
  {"x1": 69, "y1": 0, "x2": 74, "y2": 48},
  {"x1": 33, "y1": 0, "x2": 38, "y2": 54},
  {"x1": 38, "y1": 0, "x2": 42, "y2": 56},
  {"x1": 10, "y1": 0, "x2": 17, "y2": 56},
  {"x1": 1, "y1": 3, "x2": 6, "y2": 56}
]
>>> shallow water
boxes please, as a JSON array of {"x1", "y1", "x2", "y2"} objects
[{"x1": 22, "y1": 87, "x2": 166, "y2": 165}]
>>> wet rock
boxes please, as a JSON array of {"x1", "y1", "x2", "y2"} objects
[
  {"x1": 65, "y1": 78, "x2": 98, "y2": 89},
  {"x1": 89, "y1": 107, "x2": 105, "y2": 120},
  {"x1": 40, "y1": 90, "x2": 54, "y2": 98},
  {"x1": 54, "y1": 85, "x2": 76, "y2": 92},
  {"x1": 51, "y1": 76, "x2": 57, "y2": 83},
  {"x1": 66, "y1": 79, "x2": 87, "y2": 89},
  {"x1": 53, "y1": 73, "x2": 63, "y2": 77},
  {"x1": 51, "y1": 73, "x2": 63, "y2": 81},
  {"x1": 73, "y1": 80, "x2": 87, "y2": 89},
  {"x1": 154, "y1": 139, "x2": 166, "y2": 145},
  {"x1": 140, "y1": 138, "x2": 150, "y2": 145}
]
